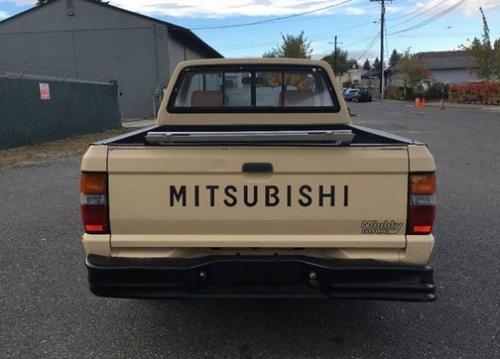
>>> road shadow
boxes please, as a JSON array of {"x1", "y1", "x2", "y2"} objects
[{"x1": 121, "y1": 298, "x2": 411, "y2": 358}]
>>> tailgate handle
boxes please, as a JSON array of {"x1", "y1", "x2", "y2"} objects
[{"x1": 242, "y1": 162, "x2": 273, "y2": 173}]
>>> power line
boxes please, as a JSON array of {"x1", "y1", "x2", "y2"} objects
[
  {"x1": 189, "y1": 0, "x2": 354, "y2": 30},
  {"x1": 217, "y1": 20, "x2": 378, "y2": 51},
  {"x1": 309, "y1": 20, "x2": 379, "y2": 36},
  {"x1": 342, "y1": 30, "x2": 382, "y2": 48},
  {"x1": 390, "y1": 0, "x2": 466, "y2": 35},
  {"x1": 222, "y1": 2, "x2": 469, "y2": 58},
  {"x1": 356, "y1": 32, "x2": 380, "y2": 61},
  {"x1": 261, "y1": 3, "x2": 380, "y2": 25},
  {"x1": 301, "y1": 20, "x2": 379, "y2": 40},
  {"x1": 387, "y1": 0, "x2": 445, "y2": 30},
  {"x1": 386, "y1": 0, "x2": 436, "y2": 22}
]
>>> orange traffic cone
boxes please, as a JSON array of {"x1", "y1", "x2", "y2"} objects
[{"x1": 415, "y1": 97, "x2": 421, "y2": 108}]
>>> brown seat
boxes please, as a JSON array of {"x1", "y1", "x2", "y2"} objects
[
  {"x1": 191, "y1": 91, "x2": 223, "y2": 107},
  {"x1": 283, "y1": 91, "x2": 314, "y2": 106}
]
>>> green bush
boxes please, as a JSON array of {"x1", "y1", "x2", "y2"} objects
[
  {"x1": 387, "y1": 83, "x2": 450, "y2": 101},
  {"x1": 386, "y1": 86, "x2": 417, "y2": 101},
  {"x1": 425, "y1": 82, "x2": 449, "y2": 100}
]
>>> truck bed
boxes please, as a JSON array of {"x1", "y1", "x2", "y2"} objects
[{"x1": 95, "y1": 124, "x2": 420, "y2": 147}]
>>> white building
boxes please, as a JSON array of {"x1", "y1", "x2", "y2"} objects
[
  {"x1": 338, "y1": 69, "x2": 367, "y2": 87},
  {"x1": 415, "y1": 51, "x2": 479, "y2": 84}
]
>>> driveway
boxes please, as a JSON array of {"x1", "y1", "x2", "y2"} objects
[{"x1": 1, "y1": 101, "x2": 499, "y2": 358}]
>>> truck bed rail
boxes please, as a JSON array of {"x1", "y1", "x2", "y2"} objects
[{"x1": 145, "y1": 129, "x2": 354, "y2": 145}]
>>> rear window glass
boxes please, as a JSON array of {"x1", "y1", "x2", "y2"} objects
[{"x1": 169, "y1": 66, "x2": 339, "y2": 113}]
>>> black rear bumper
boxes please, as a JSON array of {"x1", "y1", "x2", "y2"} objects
[{"x1": 86, "y1": 255, "x2": 436, "y2": 302}]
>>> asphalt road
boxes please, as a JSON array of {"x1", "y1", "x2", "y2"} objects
[{"x1": 1, "y1": 101, "x2": 499, "y2": 358}]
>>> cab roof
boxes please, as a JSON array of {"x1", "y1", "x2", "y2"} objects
[
  {"x1": 157, "y1": 58, "x2": 351, "y2": 126},
  {"x1": 176, "y1": 58, "x2": 331, "y2": 69}
]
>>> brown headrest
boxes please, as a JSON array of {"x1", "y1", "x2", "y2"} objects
[
  {"x1": 283, "y1": 91, "x2": 314, "y2": 106},
  {"x1": 191, "y1": 91, "x2": 223, "y2": 107}
]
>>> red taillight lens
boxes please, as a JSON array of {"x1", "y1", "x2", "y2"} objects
[
  {"x1": 407, "y1": 173, "x2": 436, "y2": 235},
  {"x1": 80, "y1": 172, "x2": 109, "y2": 234}
]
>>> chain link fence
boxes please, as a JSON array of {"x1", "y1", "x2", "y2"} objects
[{"x1": 0, "y1": 76, "x2": 121, "y2": 149}]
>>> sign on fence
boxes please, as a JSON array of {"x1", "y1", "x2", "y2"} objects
[{"x1": 39, "y1": 83, "x2": 51, "y2": 100}]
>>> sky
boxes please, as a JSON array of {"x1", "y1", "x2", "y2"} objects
[{"x1": 0, "y1": 0, "x2": 499, "y2": 63}]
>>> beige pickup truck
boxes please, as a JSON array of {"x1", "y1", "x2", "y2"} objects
[{"x1": 81, "y1": 58, "x2": 436, "y2": 301}]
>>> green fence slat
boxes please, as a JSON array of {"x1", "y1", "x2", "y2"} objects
[{"x1": 0, "y1": 77, "x2": 121, "y2": 149}]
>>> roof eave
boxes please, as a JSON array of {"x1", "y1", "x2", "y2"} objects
[{"x1": 0, "y1": 0, "x2": 222, "y2": 58}]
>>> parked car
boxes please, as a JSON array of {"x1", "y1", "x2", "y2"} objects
[
  {"x1": 353, "y1": 90, "x2": 372, "y2": 102},
  {"x1": 343, "y1": 89, "x2": 359, "y2": 101}
]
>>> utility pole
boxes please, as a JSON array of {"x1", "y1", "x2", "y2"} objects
[
  {"x1": 371, "y1": 0, "x2": 386, "y2": 100},
  {"x1": 333, "y1": 35, "x2": 338, "y2": 75},
  {"x1": 380, "y1": 0, "x2": 385, "y2": 100},
  {"x1": 329, "y1": 36, "x2": 343, "y2": 76}
]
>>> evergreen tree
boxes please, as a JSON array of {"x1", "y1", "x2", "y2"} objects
[
  {"x1": 362, "y1": 59, "x2": 371, "y2": 70},
  {"x1": 389, "y1": 49, "x2": 401, "y2": 68}
]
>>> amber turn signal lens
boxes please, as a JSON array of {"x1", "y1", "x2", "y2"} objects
[
  {"x1": 81, "y1": 172, "x2": 106, "y2": 194},
  {"x1": 410, "y1": 173, "x2": 436, "y2": 194}
]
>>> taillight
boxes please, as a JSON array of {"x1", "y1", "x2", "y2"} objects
[
  {"x1": 80, "y1": 172, "x2": 109, "y2": 234},
  {"x1": 407, "y1": 173, "x2": 436, "y2": 235}
]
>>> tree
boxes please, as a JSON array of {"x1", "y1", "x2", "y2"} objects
[
  {"x1": 362, "y1": 59, "x2": 371, "y2": 70},
  {"x1": 394, "y1": 49, "x2": 431, "y2": 98},
  {"x1": 389, "y1": 49, "x2": 401, "y2": 68},
  {"x1": 372, "y1": 57, "x2": 381, "y2": 72},
  {"x1": 263, "y1": 31, "x2": 312, "y2": 59},
  {"x1": 321, "y1": 47, "x2": 359, "y2": 77},
  {"x1": 494, "y1": 38, "x2": 500, "y2": 79},
  {"x1": 461, "y1": 7, "x2": 499, "y2": 81}
]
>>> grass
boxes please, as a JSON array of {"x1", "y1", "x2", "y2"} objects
[{"x1": 0, "y1": 128, "x2": 130, "y2": 168}]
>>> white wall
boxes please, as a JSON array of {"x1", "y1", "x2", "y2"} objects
[{"x1": 431, "y1": 69, "x2": 478, "y2": 84}]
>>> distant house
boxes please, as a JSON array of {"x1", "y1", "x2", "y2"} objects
[
  {"x1": 0, "y1": 0, "x2": 222, "y2": 118},
  {"x1": 415, "y1": 50, "x2": 478, "y2": 84},
  {"x1": 338, "y1": 69, "x2": 367, "y2": 87},
  {"x1": 361, "y1": 68, "x2": 391, "y2": 99}
]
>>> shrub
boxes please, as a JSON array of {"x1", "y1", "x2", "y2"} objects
[
  {"x1": 424, "y1": 82, "x2": 449, "y2": 100},
  {"x1": 386, "y1": 86, "x2": 415, "y2": 100},
  {"x1": 386, "y1": 86, "x2": 404, "y2": 100},
  {"x1": 449, "y1": 82, "x2": 500, "y2": 104}
]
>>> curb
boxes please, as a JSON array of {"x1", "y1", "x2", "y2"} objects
[{"x1": 378, "y1": 100, "x2": 500, "y2": 113}]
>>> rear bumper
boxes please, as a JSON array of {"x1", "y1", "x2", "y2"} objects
[{"x1": 86, "y1": 255, "x2": 436, "y2": 302}]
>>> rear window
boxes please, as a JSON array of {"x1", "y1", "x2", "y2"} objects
[{"x1": 169, "y1": 66, "x2": 339, "y2": 113}]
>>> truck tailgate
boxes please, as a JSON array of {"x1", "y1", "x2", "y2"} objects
[{"x1": 107, "y1": 146, "x2": 409, "y2": 248}]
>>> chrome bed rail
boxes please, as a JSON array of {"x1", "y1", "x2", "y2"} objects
[{"x1": 145, "y1": 130, "x2": 354, "y2": 145}]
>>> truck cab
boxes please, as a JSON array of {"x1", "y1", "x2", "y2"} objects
[{"x1": 81, "y1": 58, "x2": 436, "y2": 301}]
